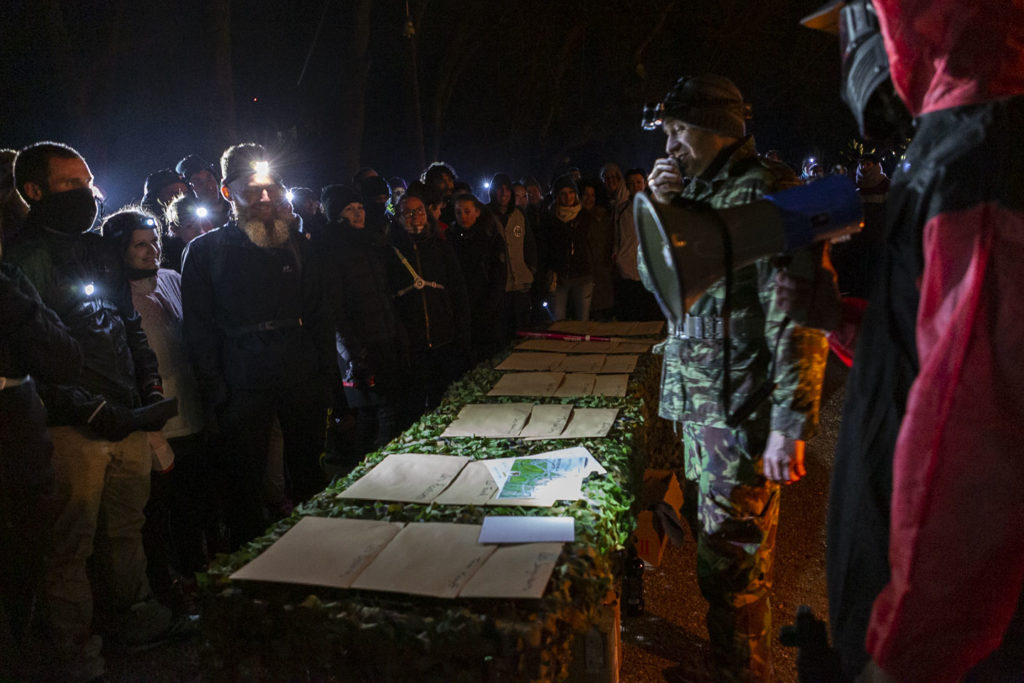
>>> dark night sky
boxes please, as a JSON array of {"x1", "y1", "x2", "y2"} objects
[{"x1": 1, "y1": 1, "x2": 857, "y2": 210}]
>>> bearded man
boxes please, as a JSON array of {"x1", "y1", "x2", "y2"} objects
[{"x1": 180, "y1": 143, "x2": 333, "y2": 549}]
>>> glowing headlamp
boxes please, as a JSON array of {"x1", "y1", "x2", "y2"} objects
[
  {"x1": 641, "y1": 102, "x2": 667, "y2": 130},
  {"x1": 286, "y1": 190, "x2": 295, "y2": 202},
  {"x1": 83, "y1": 282, "x2": 96, "y2": 297},
  {"x1": 145, "y1": 218, "x2": 156, "y2": 227},
  {"x1": 195, "y1": 206, "x2": 209, "y2": 219},
  {"x1": 251, "y1": 160, "x2": 273, "y2": 184}
]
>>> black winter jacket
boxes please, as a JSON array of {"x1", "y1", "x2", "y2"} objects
[
  {"x1": 386, "y1": 222, "x2": 471, "y2": 355},
  {"x1": 317, "y1": 221, "x2": 409, "y2": 394},
  {"x1": 180, "y1": 221, "x2": 334, "y2": 409},
  {"x1": 4, "y1": 217, "x2": 160, "y2": 424},
  {"x1": 545, "y1": 209, "x2": 594, "y2": 281}
]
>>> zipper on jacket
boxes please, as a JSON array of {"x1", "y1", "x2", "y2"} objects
[{"x1": 414, "y1": 243, "x2": 432, "y2": 348}]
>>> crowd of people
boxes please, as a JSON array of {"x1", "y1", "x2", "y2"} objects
[{"x1": 2, "y1": 3, "x2": 1020, "y2": 677}]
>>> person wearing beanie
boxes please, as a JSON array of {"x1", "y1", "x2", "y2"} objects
[
  {"x1": 601, "y1": 161, "x2": 659, "y2": 321},
  {"x1": 487, "y1": 172, "x2": 536, "y2": 338},
  {"x1": 180, "y1": 142, "x2": 334, "y2": 549},
  {"x1": 643, "y1": 74, "x2": 833, "y2": 681},
  {"x1": 141, "y1": 169, "x2": 194, "y2": 230},
  {"x1": 175, "y1": 154, "x2": 231, "y2": 229},
  {"x1": 542, "y1": 175, "x2": 595, "y2": 322},
  {"x1": 316, "y1": 184, "x2": 408, "y2": 471}
]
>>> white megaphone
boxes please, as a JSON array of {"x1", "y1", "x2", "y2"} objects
[{"x1": 634, "y1": 174, "x2": 863, "y2": 322}]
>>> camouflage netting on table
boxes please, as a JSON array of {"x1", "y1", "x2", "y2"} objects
[{"x1": 201, "y1": 352, "x2": 678, "y2": 682}]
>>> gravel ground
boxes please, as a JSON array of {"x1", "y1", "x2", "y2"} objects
[
  {"x1": 619, "y1": 358, "x2": 848, "y2": 682},
  {"x1": 105, "y1": 359, "x2": 849, "y2": 683}
]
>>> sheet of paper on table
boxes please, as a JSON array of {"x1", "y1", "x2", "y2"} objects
[
  {"x1": 557, "y1": 408, "x2": 620, "y2": 439},
  {"x1": 337, "y1": 452, "x2": 470, "y2": 503},
  {"x1": 458, "y1": 542, "x2": 564, "y2": 599},
  {"x1": 593, "y1": 374, "x2": 629, "y2": 397},
  {"x1": 440, "y1": 403, "x2": 534, "y2": 438},
  {"x1": 600, "y1": 354, "x2": 639, "y2": 374},
  {"x1": 432, "y1": 459, "x2": 503, "y2": 505},
  {"x1": 518, "y1": 404, "x2": 574, "y2": 439},
  {"x1": 495, "y1": 352, "x2": 567, "y2": 371},
  {"x1": 229, "y1": 517, "x2": 405, "y2": 588},
  {"x1": 553, "y1": 372, "x2": 596, "y2": 397},
  {"x1": 350, "y1": 522, "x2": 496, "y2": 598},
  {"x1": 487, "y1": 371, "x2": 564, "y2": 397},
  {"x1": 496, "y1": 453, "x2": 592, "y2": 501},
  {"x1": 557, "y1": 354, "x2": 606, "y2": 373},
  {"x1": 479, "y1": 516, "x2": 575, "y2": 543}
]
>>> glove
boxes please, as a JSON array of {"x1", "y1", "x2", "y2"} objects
[{"x1": 89, "y1": 402, "x2": 136, "y2": 442}]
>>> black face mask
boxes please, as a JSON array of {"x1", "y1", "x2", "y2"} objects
[{"x1": 30, "y1": 187, "x2": 99, "y2": 235}]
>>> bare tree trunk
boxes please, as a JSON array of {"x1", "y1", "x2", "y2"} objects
[
  {"x1": 212, "y1": 0, "x2": 236, "y2": 144},
  {"x1": 335, "y1": 0, "x2": 374, "y2": 180}
]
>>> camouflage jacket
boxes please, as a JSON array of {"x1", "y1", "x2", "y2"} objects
[{"x1": 640, "y1": 137, "x2": 828, "y2": 440}]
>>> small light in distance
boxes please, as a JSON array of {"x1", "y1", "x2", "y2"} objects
[
  {"x1": 195, "y1": 206, "x2": 209, "y2": 218},
  {"x1": 286, "y1": 190, "x2": 294, "y2": 202},
  {"x1": 83, "y1": 283, "x2": 95, "y2": 296},
  {"x1": 483, "y1": 181, "x2": 491, "y2": 189}
]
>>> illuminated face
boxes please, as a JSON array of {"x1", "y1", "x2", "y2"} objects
[
  {"x1": 175, "y1": 214, "x2": 214, "y2": 244},
  {"x1": 602, "y1": 169, "x2": 622, "y2": 197},
  {"x1": 340, "y1": 201, "x2": 365, "y2": 229},
  {"x1": 513, "y1": 185, "x2": 528, "y2": 209},
  {"x1": 228, "y1": 173, "x2": 290, "y2": 223},
  {"x1": 189, "y1": 169, "x2": 220, "y2": 203},
  {"x1": 581, "y1": 186, "x2": 596, "y2": 211},
  {"x1": 125, "y1": 228, "x2": 160, "y2": 271},
  {"x1": 454, "y1": 199, "x2": 480, "y2": 229},
  {"x1": 556, "y1": 187, "x2": 578, "y2": 207},
  {"x1": 438, "y1": 172, "x2": 455, "y2": 198},
  {"x1": 626, "y1": 173, "x2": 646, "y2": 197},
  {"x1": 662, "y1": 117, "x2": 730, "y2": 177},
  {"x1": 495, "y1": 184, "x2": 511, "y2": 209},
  {"x1": 399, "y1": 196, "x2": 428, "y2": 234}
]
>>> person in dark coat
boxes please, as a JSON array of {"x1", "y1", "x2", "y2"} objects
[
  {"x1": 448, "y1": 192, "x2": 506, "y2": 363},
  {"x1": 5, "y1": 141, "x2": 177, "y2": 680},
  {"x1": 318, "y1": 184, "x2": 409, "y2": 459},
  {"x1": 0, "y1": 256, "x2": 81, "y2": 680},
  {"x1": 386, "y1": 193, "x2": 470, "y2": 423},
  {"x1": 181, "y1": 143, "x2": 333, "y2": 549},
  {"x1": 543, "y1": 175, "x2": 595, "y2": 321}
]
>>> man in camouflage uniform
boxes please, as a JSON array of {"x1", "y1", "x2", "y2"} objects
[{"x1": 641, "y1": 75, "x2": 829, "y2": 682}]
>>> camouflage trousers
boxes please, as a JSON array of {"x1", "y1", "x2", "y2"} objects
[{"x1": 679, "y1": 421, "x2": 780, "y2": 683}]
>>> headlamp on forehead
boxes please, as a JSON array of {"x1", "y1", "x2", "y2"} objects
[
  {"x1": 195, "y1": 206, "x2": 209, "y2": 219},
  {"x1": 640, "y1": 98, "x2": 752, "y2": 131},
  {"x1": 252, "y1": 160, "x2": 273, "y2": 185}
]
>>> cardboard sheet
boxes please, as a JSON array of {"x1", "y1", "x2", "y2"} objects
[
  {"x1": 558, "y1": 408, "x2": 619, "y2": 439},
  {"x1": 548, "y1": 320, "x2": 665, "y2": 337},
  {"x1": 351, "y1": 523, "x2": 496, "y2": 598},
  {"x1": 515, "y1": 339, "x2": 578, "y2": 352},
  {"x1": 337, "y1": 453, "x2": 470, "y2": 503},
  {"x1": 458, "y1": 542, "x2": 564, "y2": 599},
  {"x1": 593, "y1": 374, "x2": 629, "y2": 397},
  {"x1": 552, "y1": 373, "x2": 596, "y2": 397},
  {"x1": 600, "y1": 354, "x2": 639, "y2": 374},
  {"x1": 432, "y1": 460, "x2": 501, "y2": 505},
  {"x1": 441, "y1": 403, "x2": 534, "y2": 438},
  {"x1": 487, "y1": 372, "x2": 564, "y2": 397},
  {"x1": 230, "y1": 517, "x2": 405, "y2": 588},
  {"x1": 518, "y1": 404, "x2": 574, "y2": 439},
  {"x1": 558, "y1": 354, "x2": 606, "y2": 373},
  {"x1": 495, "y1": 352, "x2": 566, "y2": 372}
]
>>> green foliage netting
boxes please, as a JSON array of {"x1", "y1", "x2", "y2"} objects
[{"x1": 201, "y1": 352, "x2": 678, "y2": 682}]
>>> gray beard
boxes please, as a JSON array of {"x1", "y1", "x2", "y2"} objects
[{"x1": 239, "y1": 217, "x2": 292, "y2": 247}]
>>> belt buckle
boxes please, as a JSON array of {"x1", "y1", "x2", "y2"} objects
[{"x1": 691, "y1": 316, "x2": 704, "y2": 339}]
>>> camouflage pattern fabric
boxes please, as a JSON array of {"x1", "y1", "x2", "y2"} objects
[
  {"x1": 639, "y1": 137, "x2": 828, "y2": 682},
  {"x1": 682, "y1": 421, "x2": 779, "y2": 683}
]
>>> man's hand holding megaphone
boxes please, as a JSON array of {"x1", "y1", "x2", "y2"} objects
[{"x1": 648, "y1": 157, "x2": 687, "y2": 205}]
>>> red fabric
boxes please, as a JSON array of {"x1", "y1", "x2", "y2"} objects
[
  {"x1": 827, "y1": 297, "x2": 868, "y2": 367},
  {"x1": 866, "y1": 204, "x2": 1024, "y2": 681},
  {"x1": 874, "y1": 0, "x2": 1024, "y2": 116}
]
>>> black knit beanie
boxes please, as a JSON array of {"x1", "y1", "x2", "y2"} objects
[{"x1": 662, "y1": 74, "x2": 750, "y2": 138}]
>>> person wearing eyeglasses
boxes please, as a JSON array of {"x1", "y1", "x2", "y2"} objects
[
  {"x1": 180, "y1": 143, "x2": 334, "y2": 550},
  {"x1": 386, "y1": 191, "x2": 470, "y2": 425}
]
